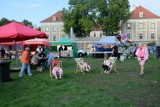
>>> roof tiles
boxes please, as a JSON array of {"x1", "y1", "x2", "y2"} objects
[
  {"x1": 41, "y1": 10, "x2": 63, "y2": 22},
  {"x1": 130, "y1": 5, "x2": 160, "y2": 19}
]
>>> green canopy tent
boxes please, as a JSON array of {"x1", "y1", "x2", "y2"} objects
[{"x1": 50, "y1": 37, "x2": 78, "y2": 58}]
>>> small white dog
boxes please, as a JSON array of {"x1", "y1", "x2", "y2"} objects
[{"x1": 37, "y1": 66, "x2": 45, "y2": 72}]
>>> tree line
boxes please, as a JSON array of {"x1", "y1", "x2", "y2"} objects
[
  {"x1": 62, "y1": 0, "x2": 130, "y2": 37},
  {"x1": 0, "y1": 17, "x2": 41, "y2": 30}
]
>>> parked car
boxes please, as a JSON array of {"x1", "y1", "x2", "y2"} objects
[{"x1": 77, "y1": 48, "x2": 87, "y2": 57}]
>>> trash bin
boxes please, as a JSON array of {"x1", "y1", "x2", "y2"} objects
[
  {"x1": 120, "y1": 55, "x2": 124, "y2": 61},
  {"x1": 0, "y1": 61, "x2": 12, "y2": 82}
]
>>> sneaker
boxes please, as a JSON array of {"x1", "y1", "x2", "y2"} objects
[
  {"x1": 140, "y1": 73, "x2": 144, "y2": 76},
  {"x1": 86, "y1": 69, "x2": 89, "y2": 71},
  {"x1": 19, "y1": 75, "x2": 23, "y2": 77},
  {"x1": 28, "y1": 74, "x2": 32, "y2": 76}
]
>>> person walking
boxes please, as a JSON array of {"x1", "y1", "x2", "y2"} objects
[
  {"x1": 19, "y1": 47, "x2": 32, "y2": 77},
  {"x1": 135, "y1": 43, "x2": 148, "y2": 76}
]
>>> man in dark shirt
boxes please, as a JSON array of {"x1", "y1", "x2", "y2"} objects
[
  {"x1": 112, "y1": 44, "x2": 118, "y2": 58},
  {"x1": 1, "y1": 48, "x2": 5, "y2": 59},
  {"x1": 59, "y1": 46, "x2": 63, "y2": 58}
]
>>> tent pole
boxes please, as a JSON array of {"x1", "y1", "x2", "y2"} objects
[{"x1": 14, "y1": 40, "x2": 18, "y2": 66}]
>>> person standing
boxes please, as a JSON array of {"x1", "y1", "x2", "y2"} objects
[
  {"x1": 112, "y1": 43, "x2": 119, "y2": 58},
  {"x1": 59, "y1": 45, "x2": 63, "y2": 58},
  {"x1": 19, "y1": 47, "x2": 32, "y2": 77},
  {"x1": 1, "y1": 48, "x2": 5, "y2": 60},
  {"x1": 36, "y1": 45, "x2": 43, "y2": 54},
  {"x1": 135, "y1": 43, "x2": 148, "y2": 76},
  {"x1": 46, "y1": 49, "x2": 54, "y2": 68}
]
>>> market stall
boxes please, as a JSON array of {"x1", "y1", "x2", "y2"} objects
[
  {"x1": 23, "y1": 38, "x2": 50, "y2": 52},
  {"x1": 50, "y1": 37, "x2": 78, "y2": 58}
]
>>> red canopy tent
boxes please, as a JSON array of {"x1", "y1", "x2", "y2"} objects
[
  {"x1": 0, "y1": 22, "x2": 48, "y2": 42},
  {"x1": 23, "y1": 38, "x2": 50, "y2": 51},
  {"x1": 0, "y1": 22, "x2": 48, "y2": 65},
  {"x1": 0, "y1": 41, "x2": 23, "y2": 45}
]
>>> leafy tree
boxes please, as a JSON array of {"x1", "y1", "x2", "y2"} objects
[
  {"x1": 62, "y1": 0, "x2": 96, "y2": 37},
  {"x1": 21, "y1": 19, "x2": 33, "y2": 28},
  {"x1": 95, "y1": 0, "x2": 130, "y2": 35},
  {"x1": 62, "y1": 0, "x2": 130, "y2": 37},
  {"x1": 0, "y1": 17, "x2": 11, "y2": 26}
]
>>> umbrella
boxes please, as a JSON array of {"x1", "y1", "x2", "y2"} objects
[
  {"x1": 0, "y1": 22, "x2": 48, "y2": 65},
  {"x1": 23, "y1": 38, "x2": 50, "y2": 49},
  {"x1": 0, "y1": 22, "x2": 48, "y2": 42}
]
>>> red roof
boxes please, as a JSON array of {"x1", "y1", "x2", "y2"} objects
[
  {"x1": 130, "y1": 6, "x2": 160, "y2": 19},
  {"x1": 41, "y1": 10, "x2": 63, "y2": 22}
]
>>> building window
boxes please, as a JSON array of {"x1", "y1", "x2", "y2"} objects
[
  {"x1": 100, "y1": 33, "x2": 102, "y2": 37},
  {"x1": 139, "y1": 23, "x2": 143, "y2": 29},
  {"x1": 53, "y1": 35, "x2": 56, "y2": 41},
  {"x1": 139, "y1": 33, "x2": 143, "y2": 39},
  {"x1": 127, "y1": 34, "x2": 130, "y2": 39},
  {"x1": 151, "y1": 23, "x2": 155, "y2": 29},
  {"x1": 61, "y1": 25, "x2": 64, "y2": 32},
  {"x1": 139, "y1": 12, "x2": 143, "y2": 18},
  {"x1": 53, "y1": 26, "x2": 56, "y2": 32},
  {"x1": 151, "y1": 33, "x2": 155, "y2": 39},
  {"x1": 127, "y1": 23, "x2": 131, "y2": 29},
  {"x1": 45, "y1": 26, "x2": 49, "y2": 32},
  {"x1": 94, "y1": 32, "x2": 96, "y2": 37},
  {"x1": 53, "y1": 16, "x2": 57, "y2": 21}
]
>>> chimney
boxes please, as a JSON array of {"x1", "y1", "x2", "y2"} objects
[{"x1": 130, "y1": 5, "x2": 137, "y2": 12}]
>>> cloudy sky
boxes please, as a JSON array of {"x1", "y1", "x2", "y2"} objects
[{"x1": 0, "y1": 0, "x2": 160, "y2": 26}]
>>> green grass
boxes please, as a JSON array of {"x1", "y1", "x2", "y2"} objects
[{"x1": 0, "y1": 56, "x2": 160, "y2": 107}]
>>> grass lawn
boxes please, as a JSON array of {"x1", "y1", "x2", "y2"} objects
[{"x1": 0, "y1": 56, "x2": 160, "y2": 107}]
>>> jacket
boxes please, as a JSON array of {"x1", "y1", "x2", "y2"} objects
[{"x1": 21, "y1": 50, "x2": 30, "y2": 64}]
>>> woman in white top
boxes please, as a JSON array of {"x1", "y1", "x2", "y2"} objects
[{"x1": 102, "y1": 56, "x2": 111, "y2": 73}]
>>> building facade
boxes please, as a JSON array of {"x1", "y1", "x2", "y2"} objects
[
  {"x1": 122, "y1": 6, "x2": 160, "y2": 43},
  {"x1": 41, "y1": 6, "x2": 160, "y2": 50},
  {"x1": 40, "y1": 11, "x2": 67, "y2": 42}
]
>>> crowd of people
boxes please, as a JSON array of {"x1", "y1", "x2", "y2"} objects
[
  {"x1": 19, "y1": 45, "x2": 55, "y2": 77},
  {"x1": 0, "y1": 42, "x2": 159, "y2": 79}
]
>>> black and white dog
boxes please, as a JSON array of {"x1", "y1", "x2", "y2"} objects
[{"x1": 37, "y1": 66, "x2": 45, "y2": 72}]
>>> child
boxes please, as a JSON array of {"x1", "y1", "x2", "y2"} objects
[
  {"x1": 52, "y1": 62, "x2": 63, "y2": 79},
  {"x1": 82, "y1": 60, "x2": 91, "y2": 71},
  {"x1": 102, "y1": 56, "x2": 112, "y2": 74}
]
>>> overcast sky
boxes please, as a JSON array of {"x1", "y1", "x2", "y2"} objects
[{"x1": 0, "y1": 0, "x2": 160, "y2": 26}]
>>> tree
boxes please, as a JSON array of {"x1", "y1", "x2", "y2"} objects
[
  {"x1": 62, "y1": 0, "x2": 96, "y2": 37},
  {"x1": 62, "y1": 0, "x2": 130, "y2": 37},
  {"x1": 0, "y1": 17, "x2": 11, "y2": 26},
  {"x1": 21, "y1": 19, "x2": 33, "y2": 28}
]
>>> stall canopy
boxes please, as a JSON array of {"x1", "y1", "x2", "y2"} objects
[
  {"x1": 50, "y1": 36, "x2": 78, "y2": 57},
  {"x1": 51, "y1": 36, "x2": 75, "y2": 45},
  {"x1": 0, "y1": 22, "x2": 48, "y2": 66},
  {"x1": 0, "y1": 22, "x2": 48, "y2": 42},
  {"x1": 94, "y1": 36, "x2": 118, "y2": 45},
  {"x1": 23, "y1": 38, "x2": 50, "y2": 49}
]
